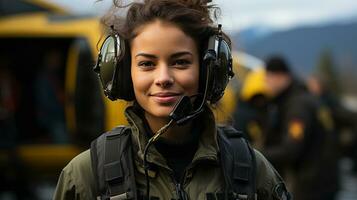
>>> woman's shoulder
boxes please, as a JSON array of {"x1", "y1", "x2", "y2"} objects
[
  {"x1": 253, "y1": 149, "x2": 291, "y2": 200},
  {"x1": 53, "y1": 149, "x2": 97, "y2": 199},
  {"x1": 63, "y1": 149, "x2": 92, "y2": 174}
]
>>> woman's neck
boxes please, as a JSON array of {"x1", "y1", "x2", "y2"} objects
[{"x1": 144, "y1": 112, "x2": 193, "y2": 144}]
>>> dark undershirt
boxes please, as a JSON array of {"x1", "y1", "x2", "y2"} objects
[
  {"x1": 154, "y1": 134, "x2": 199, "y2": 182},
  {"x1": 141, "y1": 115, "x2": 200, "y2": 182}
]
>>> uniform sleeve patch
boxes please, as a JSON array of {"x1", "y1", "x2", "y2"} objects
[
  {"x1": 247, "y1": 121, "x2": 263, "y2": 141},
  {"x1": 288, "y1": 119, "x2": 304, "y2": 141},
  {"x1": 273, "y1": 183, "x2": 291, "y2": 200}
]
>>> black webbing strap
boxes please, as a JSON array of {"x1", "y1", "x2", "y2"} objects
[
  {"x1": 91, "y1": 126, "x2": 137, "y2": 200},
  {"x1": 217, "y1": 126, "x2": 257, "y2": 200},
  {"x1": 91, "y1": 124, "x2": 257, "y2": 200}
]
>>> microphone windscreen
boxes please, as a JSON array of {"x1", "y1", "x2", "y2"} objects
[{"x1": 169, "y1": 96, "x2": 193, "y2": 122}]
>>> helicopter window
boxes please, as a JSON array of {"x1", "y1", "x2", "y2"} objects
[
  {"x1": 0, "y1": 38, "x2": 70, "y2": 145},
  {"x1": 0, "y1": 37, "x2": 105, "y2": 147}
]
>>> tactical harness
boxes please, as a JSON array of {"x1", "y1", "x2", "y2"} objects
[{"x1": 90, "y1": 126, "x2": 257, "y2": 200}]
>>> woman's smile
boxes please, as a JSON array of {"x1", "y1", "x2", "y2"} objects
[{"x1": 150, "y1": 92, "x2": 182, "y2": 104}]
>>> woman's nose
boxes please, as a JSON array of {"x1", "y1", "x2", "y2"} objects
[{"x1": 155, "y1": 64, "x2": 174, "y2": 88}]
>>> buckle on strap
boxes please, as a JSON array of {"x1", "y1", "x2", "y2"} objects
[
  {"x1": 110, "y1": 191, "x2": 133, "y2": 200},
  {"x1": 232, "y1": 193, "x2": 258, "y2": 200},
  {"x1": 96, "y1": 192, "x2": 134, "y2": 200}
]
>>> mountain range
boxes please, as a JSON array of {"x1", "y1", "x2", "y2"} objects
[{"x1": 232, "y1": 20, "x2": 357, "y2": 78}]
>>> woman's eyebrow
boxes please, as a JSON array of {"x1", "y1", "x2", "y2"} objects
[
  {"x1": 135, "y1": 51, "x2": 193, "y2": 59},
  {"x1": 171, "y1": 51, "x2": 193, "y2": 58},
  {"x1": 135, "y1": 53, "x2": 157, "y2": 59}
]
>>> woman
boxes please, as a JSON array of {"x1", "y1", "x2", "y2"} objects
[{"x1": 53, "y1": 0, "x2": 290, "y2": 199}]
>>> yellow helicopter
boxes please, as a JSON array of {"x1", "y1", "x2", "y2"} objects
[{"x1": 0, "y1": 0, "x2": 264, "y2": 184}]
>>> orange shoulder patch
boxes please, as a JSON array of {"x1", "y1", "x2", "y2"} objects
[{"x1": 288, "y1": 119, "x2": 305, "y2": 141}]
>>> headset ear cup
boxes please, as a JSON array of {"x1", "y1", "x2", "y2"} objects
[
  {"x1": 201, "y1": 33, "x2": 233, "y2": 104},
  {"x1": 213, "y1": 39, "x2": 231, "y2": 102},
  {"x1": 115, "y1": 41, "x2": 135, "y2": 101},
  {"x1": 200, "y1": 35, "x2": 216, "y2": 102}
]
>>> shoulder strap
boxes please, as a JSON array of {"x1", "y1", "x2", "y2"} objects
[
  {"x1": 90, "y1": 126, "x2": 137, "y2": 200},
  {"x1": 217, "y1": 125, "x2": 257, "y2": 200}
]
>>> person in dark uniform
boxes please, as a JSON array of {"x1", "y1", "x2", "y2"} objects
[
  {"x1": 233, "y1": 69, "x2": 269, "y2": 149},
  {"x1": 307, "y1": 74, "x2": 357, "y2": 174},
  {"x1": 233, "y1": 94, "x2": 268, "y2": 149},
  {"x1": 262, "y1": 56, "x2": 337, "y2": 200}
]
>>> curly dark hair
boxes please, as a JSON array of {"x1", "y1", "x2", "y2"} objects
[
  {"x1": 97, "y1": 0, "x2": 231, "y2": 103},
  {"x1": 101, "y1": 0, "x2": 221, "y2": 51}
]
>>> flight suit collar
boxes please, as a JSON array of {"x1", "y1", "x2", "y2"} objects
[{"x1": 124, "y1": 105, "x2": 220, "y2": 175}]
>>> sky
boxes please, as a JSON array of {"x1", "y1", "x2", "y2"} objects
[{"x1": 49, "y1": 0, "x2": 357, "y2": 33}]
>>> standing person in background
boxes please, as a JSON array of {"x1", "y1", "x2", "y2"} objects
[
  {"x1": 233, "y1": 69, "x2": 269, "y2": 149},
  {"x1": 307, "y1": 74, "x2": 357, "y2": 174},
  {"x1": 307, "y1": 74, "x2": 357, "y2": 132},
  {"x1": 262, "y1": 56, "x2": 338, "y2": 200},
  {"x1": 0, "y1": 59, "x2": 18, "y2": 147},
  {"x1": 53, "y1": 0, "x2": 290, "y2": 199},
  {"x1": 233, "y1": 94, "x2": 268, "y2": 149},
  {"x1": 34, "y1": 50, "x2": 67, "y2": 143}
]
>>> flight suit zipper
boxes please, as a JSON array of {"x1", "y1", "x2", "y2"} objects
[
  {"x1": 170, "y1": 171, "x2": 188, "y2": 200},
  {"x1": 175, "y1": 183, "x2": 188, "y2": 200},
  {"x1": 170, "y1": 158, "x2": 218, "y2": 200}
]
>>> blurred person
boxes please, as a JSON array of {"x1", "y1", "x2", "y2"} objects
[
  {"x1": 0, "y1": 58, "x2": 35, "y2": 200},
  {"x1": 0, "y1": 59, "x2": 17, "y2": 195},
  {"x1": 307, "y1": 74, "x2": 357, "y2": 130},
  {"x1": 233, "y1": 94, "x2": 268, "y2": 149},
  {"x1": 53, "y1": 0, "x2": 291, "y2": 199},
  {"x1": 262, "y1": 56, "x2": 337, "y2": 200},
  {"x1": 233, "y1": 69, "x2": 269, "y2": 149},
  {"x1": 34, "y1": 50, "x2": 68, "y2": 143},
  {"x1": 0, "y1": 59, "x2": 18, "y2": 147},
  {"x1": 307, "y1": 74, "x2": 357, "y2": 173}
]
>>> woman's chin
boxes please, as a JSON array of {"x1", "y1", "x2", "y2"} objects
[
  {"x1": 146, "y1": 107, "x2": 174, "y2": 119},
  {"x1": 154, "y1": 111, "x2": 174, "y2": 119}
]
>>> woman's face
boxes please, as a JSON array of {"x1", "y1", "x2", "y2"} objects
[
  {"x1": 131, "y1": 20, "x2": 200, "y2": 120},
  {"x1": 265, "y1": 71, "x2": 291, "y2": 97}
]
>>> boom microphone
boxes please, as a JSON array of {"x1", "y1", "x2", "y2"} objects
[{"x1": 169, "y1": 95, "x2": 205, "y2": 125}]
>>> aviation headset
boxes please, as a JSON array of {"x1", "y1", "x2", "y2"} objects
[{"x1": 93, "y1": 24, "x2": 234, "y2": 106}]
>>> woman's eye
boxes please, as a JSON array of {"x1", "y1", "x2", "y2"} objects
[
  {"x1": 173, "y1": 59, "x2": 191, "y2": 67},
  {"x1": 138, "y1": 61, "x2": 155, "y2": 68}
]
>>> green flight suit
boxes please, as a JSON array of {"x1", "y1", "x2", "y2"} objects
[{"x1": 53, "y1": 106, "x2": 289, "y2": 200}]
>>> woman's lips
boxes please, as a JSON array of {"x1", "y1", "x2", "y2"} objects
[{"x1": 151, "y1": 92, "x2": 181, "y2": 104}]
